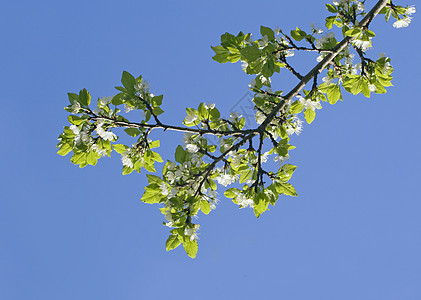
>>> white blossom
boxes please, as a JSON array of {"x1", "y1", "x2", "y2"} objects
[
  {"x1": 241, "y1": 61, "x2": 248, "y2": 71},
  {"x1": 160, "y1": 182, "x2": 169, "y2": 196},
  {"x1": 274, "y1": 154, "x2": 290, "y2": 163},
  {"x1": 315, "y1": 32, "x2": 335, "y2": 49},
  {"x1": 311, "y1": 23, "x2": 323, "y2": 35},
  {"x1": 297, "y1": 95, "x2": 321, "y2": 111},
  {"x1": 124, "y1": 104, "x2": 134, "y2": 113},
  {"x1": 121, "y1": 152, "x2": 133, "y2": 168},
  {"x1": 235, "y1": 191, "x2": 254, "y2": 208},
  {"x1": 258, "y1": 35, "x2": 269, "y2": 48},
  {"x1": 368, "y1": 84, "x2": 377, "y2": 92},
  {"x1": 168, "y1": 188, "x2": 178, "y2": 198},
  {"x1": 96, "y1": 125, "x2": 117, "y2": 141},
  {"x1": 203, "y1": 103, "x2": 215, "y2": 110},
  {"x1": 248, "y1": 78, "x2": 256, "y2": 88},
  {"x1": 255, "y1": 110, "x2": 266, "y2": 124},
  {"x1": 229, "y1": 111, "x2": 242, "y2": 121},
  {"x1": 70, "y1": 125, "x2": 80, "y2": 135},
  {"x1": 393, "y1": 17, "x2": 412, "y2": 28},
  {"x1": 274, "y1": 26, "x2": 281, "y2": 35},
  {"x1": 186, "y1": 144, "x2": 199, "y2": 153},
  {"x1": 185, "y1": 114, "x2": 197, "y2": 123},
  {"x1": 406, "y1": 6, "x2": 416, "y2": 16},
  {"x1": 164, "y1": 209, "x2": 174, "y2": 227},
  {"x1": 209, "y1": 197, "x2": 219, "y2": 210},
  {"x1": 353, "y1": 38, "x2": 371, "y2": 51},
  {"x1": 70, "y1": 101, "x2": 81, "y2": 113},
  {"x1": 216, "y1": 173, "x2": 237, "y2": 187},
  {"x1": 184, "y1": 226, "x2": 199, "y2": 241},
  {"x1": 99, "y1": 96, "x2": 113, "y2": 107},
  {"x1": 261, "y1": 152, "x2": 270, "y2": 163}
]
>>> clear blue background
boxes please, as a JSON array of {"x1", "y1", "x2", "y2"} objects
[{"x1": 1, "y1": 0, "x2": 420, "y2": 299}]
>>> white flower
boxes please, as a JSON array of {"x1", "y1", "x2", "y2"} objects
[
  {"x1": 121, "y1": 153, "x2": 133, "y2": 168},
  {"x1": 297, "y1": 95, "x2": 321, "y2": 111},
  {"x1": 285, "y1": 50, "x2": 294, "y2": 57},
  {"x1": 356, "y1": 2, "x2": 364, "y2": 12},
  {"x1": 70, "y1": 101, "x2": 81, "y2": 113},
  {"x1": 168, "y1": 188, "x2": 178, "y2": 198},
  {"x1": 274, "y1": 154, "x2": 290, "y2": 163},
  {"x1": 241, "y1": 61, "x2": 248, "y2": 71},
  {"x1": 209, "y1": 197, "x2": 219, "y2": 210},
  {"x1": 406, "y1": 6, "x2": 416, "y2": 16},
  {"x1": 99, "y1": 96, "x2": 113, "y2": 107},
  {"x1": 166, "y1": 171, "x2": 175, "y2": 183},
  {"x1": 286, "y1": 117, "x2": 303, "y2": 136},
  {"x1": 229, "y1": 111, "x2": 242, "y2": 120},
  {"x1": 315, "y1": 32, "x2": 335, "y2": 49},
  {"x1": 184, "y1": 226, "x2": 199, "y2": 241},
  {"x1": 311, "y1": 23, "x2": 323, "y2": 35},
  {"x1": 248, "y1": 79, "x2": 256, "y2": 88},
  {"x1": 160, "y1": 182, "x2": 169, "y2": 196},
  {"x1": 255, "y1": 110, "x2": 266, "y2": 124},
  {"x1": 353, "y1": 39, "x2": 371, "y2": 51},
  {"x1": 135, "y1": 81, "x2": 150, "y2": 91},
  {"x1": 274, "y1": 26, "x2": 281, "y2": 35},
  {"x1": 124, "y1": 104, "x2": 134, "y2": 113},
  {"x1": 96, "y1": 125, "x2": 117, "y2": 141},
  {"x1": 235, "y1": 191, "x2": 254, "y2": 208},
  {"x1": 261, "y1": 152, "x2": 270, "y2": 163},
  {"x1": 368, "y1": 84, "x2": 376, "y2": 92},
  {"x1": 393, "y1": 17, "x2": 412, "y2": 28},
  {"x1": 164, "y1": 209, "x2": 174, "y2": 227},
  {"x1": 70, "y1": 125, "x2": 80, "y2": 135},
  {"x1": 216, "y1": 173, "x2": 237, "y2": 187},
  {"x1": 258, "y1": 35, "x2": 269, "y2": 48},
  {"x1": 185, "y1": 114, "x2": 197, "y2": 123},
  {"x1": 322, "y1": 76, "x2": 332, "y2": 85},
  {"x1": 203, "y1": 103, "x2": 215, "y2": 110},
  {"x1": 186, "y1": 144, "x2": 199, "y2": 153}
]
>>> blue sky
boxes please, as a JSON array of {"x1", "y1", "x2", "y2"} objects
[{"x1": 1, "y1": 0, "x2": 420, "y2": 299}]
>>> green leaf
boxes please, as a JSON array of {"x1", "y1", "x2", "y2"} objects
[
  {"x1": 325, "y1": 16, "x2": 336, "y2": 30},
  {"x1": 304, "y1": 109, "x2": 316, "y2": 124},
  {"x1": 345, "y1": 28, "x2": 361, "y2": 37},
  {"x1": 141, "y1": 184, "x2": 164, "y2": 204},
  {"x1": 67, "y1": 93, "x2": 79, "y2": 104},
  {"x1": 290, "y1": 27, "x2": 306, "y2": 41},
  {"x1": 224, "y1": 188, "x2": 238, "y2": 198},
  {"x1": 57, "y1": 143, "x2": 72, "y2": 156},
  {"x1": 201, "y1": 200, "x2": 211, "y2": 215},
  {"x1": 175, "y1": 145, "x2": 186, "y2": 163},
  {"x1": 260, "y1": 26, "x2": 275, "y2": 41},
  {"x1": 113, "y1": 144, "x2": 127, "y2": 155},
  {"x1": 183, "y1": 239, "x2": 198, "y2": 259},
  {"x1": 166, "y1": 235, "x2": 181, "y2": 251},
  {"x1": 275, "y1": 182, "x2": 297, "y2": 197},
  {"x1": 78, "y1": 88, "x2": 91, "y2": 106},
  {"x1": 289, "y1": 100, "x2": 304, "y2": 114},
  {"x1": 121, "y1": 71, "x2": 136, "y2": 92},
  {"x1": 326, "y1": 3, "x2": 337, "y2": 13},
  {"x1": 239, "y1": 169, "x2": 252, "y2": 183},
  {"x1": 240, "y1": 45, "x2": 261, "y2": 61},
  {"x1": 124, "y1": 128, "x2": 140, "y2": 137},
  {"x1": 152, "y1": 107, "x2": 164, "y2": 116},
  {"x1": 211, "y1": 46, "x2": 229, "y2": 63},
  {"x1": 68, "y1": 115, "x2": 84, "y2": 125},
  {"x1": 326, "y1": 84, "x2": 341, "y2": 104},
  {"x1": 152, "y1": 95, "x2": 163, "y2": 106},
  {"x1": 146, "y1": 174, "x2": 162, "y2": 184},
  {"x1": 253, "y1": 192, "x2": 269, "y2": 218},
  {"x1": 87, "y1": 151, "x2": 98, "y2": 166}
]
